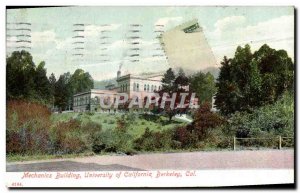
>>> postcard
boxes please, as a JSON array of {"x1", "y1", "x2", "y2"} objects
[{"x1": 5, "y1": 6, "x2": 295, "y2": 188}]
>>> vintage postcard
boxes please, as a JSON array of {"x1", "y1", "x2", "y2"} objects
[{"x1": 5, "y1": 6, "x2": 295, "y2": 188}]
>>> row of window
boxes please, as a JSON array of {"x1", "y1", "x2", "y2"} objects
[
  {"x1": 119, "y1": 83, "x2": 161, "y2": 92},
  {"x1": 120, "y1": 84, "x2": 128, "y2": 92},
  {"x1": 74, "y1": 96, "x2": 90, "y2": 106},
  {"x1": 142, "y1": 84, "x2": 161, "y2": 92},
  {"x1": 133, "y1": 83, "x2": 162, "y2": 92}
]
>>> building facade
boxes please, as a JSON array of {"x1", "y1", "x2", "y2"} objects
[{"x1": 73, "y1": 73, "x2": 163, "y2": 112}]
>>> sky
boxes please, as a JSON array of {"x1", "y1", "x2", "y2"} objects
[{"x1": 6, "y1": 6, "x2": 294, "y2": 81}]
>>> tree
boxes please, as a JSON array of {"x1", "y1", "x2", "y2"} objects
[
  {"x1": 34, "y1": 61, "x2": 52, "y2": 103},
  {"x1": 175, "y1": 68, "x2": 189, "y2": 89},
  {"x1": 215, "y1": 44, "x2": 294, "y2": 115},
  {"x1": 53, "y1": 69, "x2": 94, "y2": 111},
  {"x1": 7, "y1": 51, "x2": 36, "y2": 100},
  {"x1": 192, "y1": 102, "x2": 224, "y2": 140},
  {"x1": 6, "y1": 51, "x2": 52, "y2": 104},
  {"x1": 54, "y1": 72, "x2": 72, "y2": 111},
  {"x1": 161, "y1": 68, "x2": 176, "y2": 93},
  {"x1": 154, "y1": 68, "x2": 193, "y2": 122},
  {"x1": 189, "y1": 71, "x2": 216, "y2": 104},
  {"x1": 253, "y1": 44, "x2": 294, "y2": 103},
  {"x1": 69, "y1": 69, "x2": 94, "y2": 94},
  {"x1": 49, "y1": 73, "x2": 56, "y2": 108}
]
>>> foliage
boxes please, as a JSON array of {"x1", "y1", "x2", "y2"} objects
[
  {"x1": 6, "y1": 51, "x2": 52, "y2": 104},
  {"x1": 171, "y1": 103, "x2": 225, "y2": 149},
  {"x1": 161, "y1": 68, "x2": 176, "y2": 92},
  {"x1": 91, "y1": 118, "x2": 134, "y2": 154},
  {"x1": 54, "y1": 69, "x2": 94, "y2": 111},
  {"x1": 6, "y1": 100, "x2": 51, "y2": 154},
  {"x1": 215, "y1": 44, "x2": 294, "y2": 115},
  {"x1": 189, "y1": 71, "x2": 216, "y2": 104},
  {"x1": 154, "y1": 68, "x2": 194, "y2": 122},
  {"x1": 133, "y1": 128, "x2": 173, "y2": 151},
  {"x1": 227, "y1": 91, "x2": 294, "y2": 139},
  {"x1": 192, "y1": 103, "x2": 225, "y2": 140},
  {"x1": 6, "y1": 51, "x2": 94, "y2": 110}
]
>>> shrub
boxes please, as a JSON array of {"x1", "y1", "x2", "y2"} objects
[
  {"x1": 108, "y1": 120, "x2": 115, "y2": 124},
  {"x1": 50, "y1": 119, "x2": 96, "y2": 154},
  {"x1": 6, "y1": 100, "x2": 51, "y2": 155},
  {"x1": 228, "y1": 91, "x2": 294, "y2": 139},
  {"x1": 192, "y1": 103, "x2": 225, "y2": 140},
  {"x1": 92, "y1": 118, "x2": 133, "y2": 154},
  {"x1": 134, "y1": 128, "x2": 173, "y2": 151},
  {"x1": 173, "y1": 126, "x2": 197, "y2": 148}
]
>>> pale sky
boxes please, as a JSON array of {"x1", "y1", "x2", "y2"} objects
[{"x1": 6, "y1": 6, "x2": 294, "y2": 81}]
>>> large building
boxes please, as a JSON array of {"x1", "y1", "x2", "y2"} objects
[
  {"x1": 73, "y1": 19, "x2": 213, "y2": 112},
  {"x1": 73, "y1": 72, "x2": 163, "y2": 112},
  {"x1": 161, "y1": 19, "x2": 217, "y2": 73}
]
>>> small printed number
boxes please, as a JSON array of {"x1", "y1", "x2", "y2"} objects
[{"x1": 11, "y1": 182, "x2": 23, "y2": 187}]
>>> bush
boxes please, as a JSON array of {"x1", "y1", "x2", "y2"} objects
[
  {"x1": 173, "y1": 126, "x2": 198, "y2": 149},
  {"x1": 134, "y1": 128, "x2": 173, "y2": 151},
  {"x1": 192, "y1": 103, "x2": 225, "y2": 140},
  {"x1": 92, "y1": 118, "x2": 133, "y2": 154},
  {"x1": 228, "y1": 92, "x2": 294, "y2": 139},
  {"x1": 6, "y1": 100, "x2": 51, "y2": 155},
  {"x1": 50, "y1": 119, "x2": 90, "y2": 154},
  {"x1": 108, "y1": 120, "x2": 115, "y2": 124}
]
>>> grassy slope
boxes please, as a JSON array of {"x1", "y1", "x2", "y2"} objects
[
  {"x1": 51, "y1": 112, "x2": 188, "y2": 139},
  {"x1": 6, "y1": 112, "x2": 188, "y2": 162}
]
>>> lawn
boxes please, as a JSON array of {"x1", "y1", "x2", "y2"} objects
[{"x1": 51, "y1": 112, "x2": 189, "y2": 138}]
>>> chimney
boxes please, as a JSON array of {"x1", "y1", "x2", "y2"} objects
[{"x1": 117, "y1": 70, "x2": 121, "y2": 79}]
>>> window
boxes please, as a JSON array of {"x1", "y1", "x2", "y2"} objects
[
  {"x1": 147, "y1": 84, "x2": 150, "y2": 92},
  {"x1": 155, "y1": 85, "x2": 157, "y2": 91},
  {"x1": 125, "y1": 83, "x2": 128, "y2": 91},
  {"x1": 137, "y1": 83, "x2": 139, "y2": 91},
  {"x1": 144, "y1": 84, "x2": 146, "y2": 91}
]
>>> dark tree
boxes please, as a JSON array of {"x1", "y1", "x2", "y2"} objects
[
  {"x1": 54, "y1": 72, "x2": 72, "y2": 111},
  {"x1": 34, "y1": 61, "x2": 52, "y2": 102},
  {"x1": 174, "y1": 68, "x2": 189, "y2": 90},
  {"x1": 189, "y1": 71, "x2": 216, "y2": 104},
  {"x1": 215, "y1": 44, "x2": 294, "y2": 115},
  {"x1": 161, "y1": 68, "x2": 176, "y2": 93},
  {"x1": 155, "y1": 68, "x2": 193, "y2": 122},
  {"x1": 7, "y1": 51, "x2": 36, "y2": 100}
]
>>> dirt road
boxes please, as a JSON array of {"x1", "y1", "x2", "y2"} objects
[{"x1": 7, "y1": 150, "x2": 294, "y2": 172}]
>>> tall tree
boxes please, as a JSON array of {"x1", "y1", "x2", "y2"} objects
[
  {"x1": 34, "y1": 61, "x2": 52, "y2": 103},
  {"x1": 155, "y1": 68, "x2": 193, "y2": 122},
  {"x1": 69, "y1": 69, "x2": 94, "y2": 94},
  {"x1": 49, "y1": 73, "x2": 56, "y2": 107},
  {"x1": 189, "y1": 71, "x2": 216, "y2": 104},
  {"x1": 253, "y1": 44, "x2": 294, "y2": 103},
  {"x1": 215, "y1": 56, "x2": 238, "y2": 115},
  {"x1": 175, "y1": 68, "x2": 189, "y2": 89},
  {"x1": 161, "y1": 68, "x2": 176, "y2": 93},
  {"x1": 215, "y1": 44, "x2": 294, "y2": 115},
  {"x1": 6, "y1": 51, "x2": 36, "y2": 100},
  {"x1": 54, "y1": 72, "x2": 71, "y2": 111}
]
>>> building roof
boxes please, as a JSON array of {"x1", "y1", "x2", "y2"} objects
[
  {"x1": 73, "y1": 89, "x2": 117, "y2": 97},
  {"x1": 117, "y1": 73, "x2": 163, "y2": 82}
]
